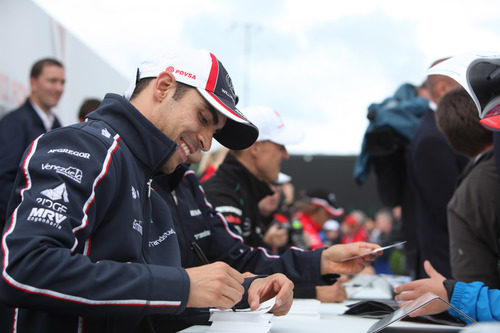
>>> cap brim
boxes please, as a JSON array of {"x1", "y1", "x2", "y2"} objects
[
  {"x1": 197, "y1": 88, "x2": 258, "y2": 149},
  {"x1": 480, "y1": 115, "x2": 500, "y2": 131},
  {"x1": 310, "y1": 198, "x2": 344, "y2": 217},
  {"x1": 214, "y1": 117, "x2": 259, "y2": 150}
]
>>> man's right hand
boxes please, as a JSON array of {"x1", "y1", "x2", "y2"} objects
[
  {"x1": 315, "y1": 280, "x2": 347, "y2": 303},
  {"x1": 185, "y1": 261, "x2": 245, "y2": 309}
]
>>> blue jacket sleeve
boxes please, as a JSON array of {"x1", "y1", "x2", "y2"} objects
[{"x1": 449, "y1": 281, "x2": 500, "y2": 322}]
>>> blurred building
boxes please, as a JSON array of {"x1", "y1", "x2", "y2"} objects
[{"x1": 0, "y1": 0, "x2": 128, "y2": 122}]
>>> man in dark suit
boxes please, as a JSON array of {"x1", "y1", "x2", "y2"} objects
[
  {"x1": 0, "y1": 58, "x2": 65, "y2": 227},
  {"x1": 409, "y1": 58, "x2": 467, "y2": 279}
]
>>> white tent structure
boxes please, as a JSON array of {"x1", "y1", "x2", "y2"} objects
[{"x1": 0, "y1": 0, "x2": 129, "y2": 124}]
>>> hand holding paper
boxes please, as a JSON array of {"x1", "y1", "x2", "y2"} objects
[
  {"x1": 185, "y1": 261, "x2": 244, "y2": 309},
  {"x1": 248, "y1": 273, "x2": 294, "y2": 316},
  {"x1": 320, "y1": 241, "x2": 382, "y2": 275},
  {"x1": 341, "y1": 241, "x2": 406, "y2": 262}
]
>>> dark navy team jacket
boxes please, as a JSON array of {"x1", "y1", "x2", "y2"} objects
[
  {"x1": 0, "y1": 94, "x2": 191, "y2": 332},
  {"x1": 153, "y1": 165, "x2": 325, "y2": 285}
]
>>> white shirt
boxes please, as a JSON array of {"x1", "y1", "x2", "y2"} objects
[
  {"x1": 31, "y1": 102, "x2": 56, "y2": 131},
  {"x1": 429, "y1": 100, "x2": 438, "y2": 112}
]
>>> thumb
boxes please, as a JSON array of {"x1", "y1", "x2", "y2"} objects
[
  {"x1": 424, "y1": 260, "x2": 441, "y2": 278},
  {"x1": 248, "y1": 291, "x2": 260, "y2": 311}
]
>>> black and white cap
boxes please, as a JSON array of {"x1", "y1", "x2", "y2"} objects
[{"x1": 124, "y1": 48, "x2": 258, "y2": 149}]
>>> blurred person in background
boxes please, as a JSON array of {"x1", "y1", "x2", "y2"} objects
[
  {"x1": 77, "y1": 97, "x2": 101, "y2": 122},
  {"x1": 370, "y1": 208, "x2": 399, "y2": 274},
  {"x1": 341, "y1": 210, "x2": 369, "y2": 244},
  {"x1": 354, "y1": 80, "x2": 430, "y2": 279},
  {"x1": 434, "y1": 86, "x2": 499, "y2": 288},
  {"x1": 197, "y1": 146, "x2": 228, "y2": 182},
  {"x1": 322, "y1": 219, "x2": 342, "y2": 247},
  {"x1": 0, "y1": 58, "x2": 65, "y2": 228},
  {"x1": 258, "y1": 173, "x2": 307, "y2": 253},
  {"x1": 202, "y1": 106, "x2": 303, "y2": 250},
  {"x1": 294, "y1": 189, "x2": 344, "y2": 250},
  {"x1": 408, "y1": 58, "x2": 467, "y2": 279}
]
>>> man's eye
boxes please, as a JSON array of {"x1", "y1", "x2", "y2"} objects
[{"x1": 200, "y1": 114, "x2": 209, "y2": 125}]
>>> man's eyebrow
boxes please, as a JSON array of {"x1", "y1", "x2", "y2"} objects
[{"x1": 201, "y1": 99, "x2": 219, "y2": 125}]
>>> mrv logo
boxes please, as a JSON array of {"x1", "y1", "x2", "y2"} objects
[
  {"x1": 41, "y1": 163, "x2": 83, "y2": 183},
  {"x1": 28, "y1": 207, "x2": 67, "y2": 229}
]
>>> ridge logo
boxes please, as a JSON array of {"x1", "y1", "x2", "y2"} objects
[{"x1": 41, "y1": 183, "x2": 69, "y2": 202}]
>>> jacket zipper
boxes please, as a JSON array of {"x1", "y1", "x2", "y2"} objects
[{"x1": 141, "y1": 178, "x2": 153, "y2": 263}]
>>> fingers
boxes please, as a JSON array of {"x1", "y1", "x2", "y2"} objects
[
  {"x1": 394, "y1": 290, "x2": 420, "y2": 302},
  {"x1": 423, "y1": 260, "x2": 441, "y2": 279},
  {"x1": 268, "y1": 224, "x2": 280, "y2": 233},
  {"x1": 242, "y1": 272, "x2": 256, "y2": 278},
  {"x1": 336, "y1": 284, "x2": 348, "y2": 302},
  {"x1": 394, "y1": 280, "x2": 422, "y2": 294},
  {"x1": 270, "y1": 276, "x2": 294, "y2": 316},
  {"x1": 248, "y1": 274, "x2": 294, "y2": 315},
  {"x1": 357, "y1": 241, "x2": 381, "y2": 252},
  {"x1": 186, "y1": 262, "x2": 245, "y2": 309},
  {"x1": 248, "y1": 290, "x2": 261, "y2": 311},
  {"x1": 222, "y1": 262, "x2": 245, "y2": 285}
]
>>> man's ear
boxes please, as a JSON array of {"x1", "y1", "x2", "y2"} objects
[
  {"x1": 154, "y1": 71, "x2": 177, "y2": 102},
  {"x1": 30, "y1": 77, "x2": 37, "y2": 92}
]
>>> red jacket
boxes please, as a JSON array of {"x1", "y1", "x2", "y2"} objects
[{"x1": 296, "y1": 212, "x2": 324, "y2": 250}]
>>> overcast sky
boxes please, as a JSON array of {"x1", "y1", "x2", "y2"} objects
[{"x1": 33, "y1": 0, "x2": 500, "y2": 155}]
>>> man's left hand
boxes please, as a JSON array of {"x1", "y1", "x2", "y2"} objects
[{"x1": 248, "y1": 273, "x2": 294, "y2": 316}]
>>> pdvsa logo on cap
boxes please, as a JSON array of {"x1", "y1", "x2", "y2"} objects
[
  {"x1": 166, "y1": 65, "x2": 197, "y2": 80},
  {"x1": 175, "y1": 68, "x2": 196, "y2": 80}
]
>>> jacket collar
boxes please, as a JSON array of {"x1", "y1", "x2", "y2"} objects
[
  {"x1": 87, "y1": 93, "x2": 177, "y2": 175},
  {"x1": 154, "y1": 164, "x2": 188, "y2": 192}
]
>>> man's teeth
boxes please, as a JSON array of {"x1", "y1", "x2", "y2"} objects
[{"x1": 181, "y1": 143, "x2": 190, "y2": 157}]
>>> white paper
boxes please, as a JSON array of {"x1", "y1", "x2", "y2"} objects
[
  {"x1": 208, "y1": 297, "x2": 276, "y2": 333},
  {"x1": 210, "y1": 296, "x2": 276, "y2": 314},
  {"x1": 341, "y1": 241, "x2": 406, "y2": 262}
]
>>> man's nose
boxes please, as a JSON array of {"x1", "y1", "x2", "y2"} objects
[{"x1": 198, "y1": 130, "x2": 212, "y2": 152}]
